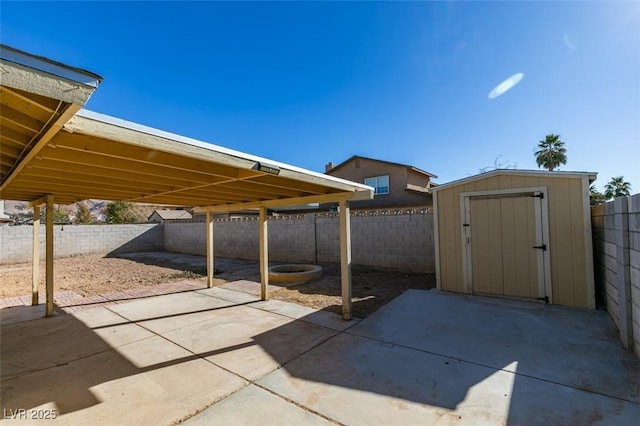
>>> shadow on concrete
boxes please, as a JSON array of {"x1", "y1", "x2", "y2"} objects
[
  {"x1": 1, "y1": 304, "x2": 135, "y2": 413},
  {"x1": 2, "y1": 289, "x2": 639, "y2": 423}
]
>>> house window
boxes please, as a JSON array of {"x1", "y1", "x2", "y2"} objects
[{"x1": 365, "y1": 176, "x2": 390, "y2": 195}]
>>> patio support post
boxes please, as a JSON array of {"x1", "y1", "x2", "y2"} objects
[
  {"x1": 339, "y1": 199, "x2": 352, "y2": 320},
  {"x1": 31, "y1": 205, "x2": 40, "y2": 305},
  {"x1": 45, "y1": 195, "x2": 54, "y2": 316},
  {"x1": 259, "y1": 207, "x2": 269, "y2": 301},
  {"x1": 206, "y1": 211, "x2": 214, "y2": 288}
]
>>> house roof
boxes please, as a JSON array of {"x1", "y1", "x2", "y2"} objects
[
  {"x1": 429, "y1": 169, "x2": 597, "y2": 192},
  {"x1": 149, "y1": 209, "x2": 193, "y2": 220},
  {"x1": 0, "y1": 45, "x2": 374, "y2": 211},
  {"x1": 326, "y1": 155, "x2": 438, "y2": 179}
]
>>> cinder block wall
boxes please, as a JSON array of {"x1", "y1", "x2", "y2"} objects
[
  {"x1": 164, "y1": 210, "x2": 435, "y2": 273},
  {"x1": 592, "y1": 193, "x2": 640, "y2": 357},
  {"x1": 164, "y1": 218, "x2": 261, "y2": 260},
  {"x1": 592, "y1": 203, "x2": 620, "y2": 324},
  {"x1": 1, "y1": 211, "x2": 435, "y2": 273},
  {"x1": 629, "y1": 195, "x2": 640, "y2": 356},
  {"x1": 0, "y1": 224, "x2": 163, "y2": 264}
]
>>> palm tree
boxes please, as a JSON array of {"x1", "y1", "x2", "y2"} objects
[
  {"x1": 535, "y1": 134, "x2": 567, "y2": 171},
  {"x1": 589, "y1": 184, "x2": 605, "y2": 205},
  {"x1": 604, "y1": 176, "x2": 632, "y2": 200}
]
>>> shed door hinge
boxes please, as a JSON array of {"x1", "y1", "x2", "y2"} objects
[
  {"x1": 536, "y1": 296, "x2": 549, "y2": 303},
  {"x1": 532, "y1": 193, "x2": 544, "y2": 199}
]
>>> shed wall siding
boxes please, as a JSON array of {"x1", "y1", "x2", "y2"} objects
[{"x1": 436, "y1": 174, "x2": 592, "y2": 308}]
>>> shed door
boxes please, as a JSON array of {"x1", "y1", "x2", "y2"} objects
[{"x1": 465, "y1": 192, "x2": 548, "y2": 301}]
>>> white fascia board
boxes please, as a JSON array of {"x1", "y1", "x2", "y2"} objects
[
  {"x1": 76, "y1": 109, "x2": 374, "y2": 193},
  {"x1": 0, "y1": 44, "x2": 102, "y2": 88}
]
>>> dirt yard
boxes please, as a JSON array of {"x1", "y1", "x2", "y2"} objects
[{"x1": 0, "y1": 252, "x2": 435, "y2": 318}]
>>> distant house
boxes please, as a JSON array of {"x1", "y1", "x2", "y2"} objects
[
  {"x1": 325, "y1": 156, "x2": 437, "y2": 209},
  {"x1": 148, "y1": 209, "x2": 193, "y2": 223},
  {"x1": 91, "y1": 212, "x2": 107, "y2": 223}
]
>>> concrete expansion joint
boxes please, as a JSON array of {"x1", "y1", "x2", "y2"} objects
[{"x1": 252, "y1": 382, "x2": 345, "y2": 426}]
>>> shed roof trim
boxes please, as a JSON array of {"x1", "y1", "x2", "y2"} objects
[{"x1": 430, "y1": 169, "x2": 597, "y2": 192}]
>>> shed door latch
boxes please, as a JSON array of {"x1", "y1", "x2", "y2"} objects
[{"x1": 532, "y1": 244, "x2": 547, "y2": 251}]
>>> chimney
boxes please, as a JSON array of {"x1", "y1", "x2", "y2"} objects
[{"x1": 325, "y1": 162, "x2": 334, "y2": 172}]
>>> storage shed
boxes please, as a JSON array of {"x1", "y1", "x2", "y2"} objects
[{"x1": 431, "y1": 170, "x2": 597, "y2": 309}]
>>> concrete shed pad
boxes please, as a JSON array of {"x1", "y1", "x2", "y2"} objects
[
  {"x1": 184, "y1": 384, "x2": 332, "y2": 426},
  {"x1": 258, "y1": 332, "x2": 640, "y2": 426},
  {"x1": 348, "y1": 289, "x2": 640, "y2": 403}
]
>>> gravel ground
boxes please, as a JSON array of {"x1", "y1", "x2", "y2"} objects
[{"x1": 0, "y1": 252, "x2": 435, "y2": 318}]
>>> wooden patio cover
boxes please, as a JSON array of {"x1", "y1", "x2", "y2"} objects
[{"x1": 0, "y1": 44, "x2": 373, "y2": 319}]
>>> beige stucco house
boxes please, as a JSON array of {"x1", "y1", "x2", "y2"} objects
[{"x1": 325, "y1": 156, "x2": 437, "y2": 209}]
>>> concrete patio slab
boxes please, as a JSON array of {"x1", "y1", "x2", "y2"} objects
[
  {"x1": 3, "y1": 285, "x2": 639, "y2": 425},
  {"x1": 252, "y1": 298, "x2": 360, "y2": 331},
  {"x1": 0, "y1": 304, "x2": 53, "y2": 326},
  {"x1": 72, "y1": 306, "x2": 131, "y2": 328},
  {"x1": 349, "y1": 289, "x2": 640, "y2": 403},
  {"x1": 106, "y1": 290, "x2": 235, "y2": 322},
  {"x1": 147, "y1": 304, "x2": 339, "y2": 381},
  {"x1": 184, "y1": 384, "x2": 332, "y2": 426},
  {"x1": 195, "y1": 286, "x2": 260, "y2": 304},
  {"x1": 1, "y1": 309, "x2": 154, "y2": 381},
  {"x1": 3, "y1": 335, "x2": 247, "y2": 425},
  {"x1": 218, "y1": 279, "x2": 281, "y2": 296}
]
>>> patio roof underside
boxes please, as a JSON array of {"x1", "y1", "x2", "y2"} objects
[
  {"x1": 1, "y1": 47, "x2": 372, "y2": 208},
  {"x1": 1, "y1": 106, "x2": 372, "y2": 209}
]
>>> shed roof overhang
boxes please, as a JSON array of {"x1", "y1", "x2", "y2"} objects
[
  {"x1": 0, "y1": 108, "x2": 374, "y2": 208},
  {"x1": 429, "y1": 169, "x2": 597, "y2": 193}
]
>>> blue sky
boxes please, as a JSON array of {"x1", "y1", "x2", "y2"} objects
[{"x1": 2, "y1": 1, "x2": 638, "y2": 192}]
